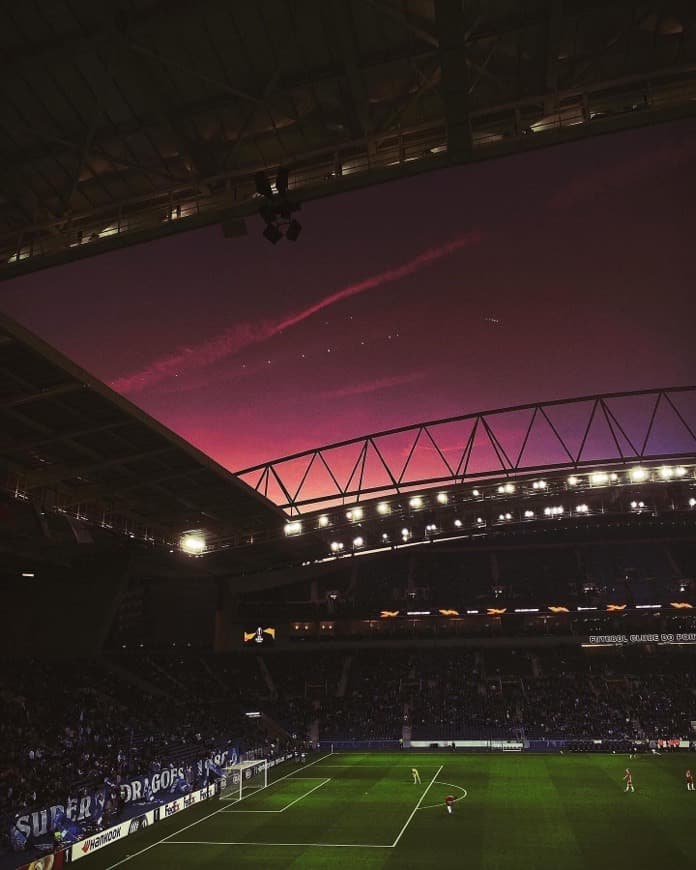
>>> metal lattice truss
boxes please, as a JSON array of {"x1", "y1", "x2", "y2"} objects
[
  {"x1": 237, "y1": 387, "x2": 696, "y2": 514},
  {"x1": 3, "y1": 1, "x2": 696, "y2": 278}
]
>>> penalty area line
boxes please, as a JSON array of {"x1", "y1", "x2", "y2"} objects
[
  {"x1": 391, "y1": 765, "x2": 443, "y2": 848},
  {"x1": 162, "y1": 840, "x2": 392, "y2": 848},
  {"x1": 103, "y1": 751, "x2": 335, "y2": 869}
]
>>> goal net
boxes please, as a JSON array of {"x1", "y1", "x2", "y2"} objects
[{"x1": 219, "y1": 759, "x2": 269, "y2": 803}]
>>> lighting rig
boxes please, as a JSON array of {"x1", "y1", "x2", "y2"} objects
[{"x1": 255, "y1": 167, "x2": 302, "y2": 244}]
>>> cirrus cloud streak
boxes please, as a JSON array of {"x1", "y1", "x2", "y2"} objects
[{"x1": 110, "y1": 230, "x2": 483, "y2": 395}]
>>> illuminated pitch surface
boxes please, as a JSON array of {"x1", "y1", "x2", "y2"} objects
[{"x1": 83, "y1": 753, "x2": 694, "y2": 869}]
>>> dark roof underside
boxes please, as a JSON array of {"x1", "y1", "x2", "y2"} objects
[
  {"x1": 0, "y1": 311, "x2": 282, "y2": 543},
  {"x1": 1, "y1": 0, "x2": 695, "y2": 278}
]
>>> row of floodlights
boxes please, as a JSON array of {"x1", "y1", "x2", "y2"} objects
[
  {"x1": 320, "y1": 497, "x2": 696, "y2": 552},
  {"x1": 284, "y1": 466, "x2": 692, "y2": 535}
]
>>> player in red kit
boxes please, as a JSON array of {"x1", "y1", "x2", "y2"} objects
[
  {"x1": 686, "y1": 770, "x2": 694, "y2": 791},
  {"x1": 445, "y1": 795, "x2": 456, "y2": 815},
  {"x1": 623, "y1": 768, "x2": 634, "y2": 793}
]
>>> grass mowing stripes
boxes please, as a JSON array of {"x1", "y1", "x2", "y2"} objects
[{"x1": 82, "y1": 752, "x2": 696, "y2": 870}]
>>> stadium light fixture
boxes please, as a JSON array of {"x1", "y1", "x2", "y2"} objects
[
  {"x1": 472, "y1": 489, "x2": 480, "y2": 497},
  {"x1": 409, "y1": 496, "x2": 424, "y2": 509},
  {"x1": 497, "y1": 483, "x2": 515, "y2": 494},
  {"x1": 524, "y1": 510, "x2": 535, "y2": 518},
  {"x1": 689, "y1": 498, "x2": 696, "y2": 507},
  {"x1": 353, "y1": 536, "x2": 364, "y2": 548},
  {"x1": 454, "y1": 519, "x2": 462, "y2": 527},
  {"x1": 285, "y1": 219, "x2": 302, "y2": 241},
  {"x1": 330, "y1": 541, "x2": 344, "y2": 552},
  {"x1": 318, "y1": 515, "x2": 330, "y2": 528},
  {"x1": 284, "y1": 521, "x2": 302, "y2": 536},
  {"x1": 382, "y1": 532, "x2": 389, "y2": 540},
  {"x1": 533, "y1": 480, "x2": 547, "y2": 490},
  {"x1": 262, "y1": 223, "x2": 282, "y2": 244},
  {"x1": 401, "y1": 528, "x2": 411, "y2": 540},
  {"x1": 476, "y1": 516, "x2": 484, "y2": 524},
  {"x1": 589, "y1": 472, "x2": 609, "y2": 485},
  {"x1": 567, "y1": 475, "x2": 579, "y2": 486},
  {"x1": 346, "y1": 507, "x2": 364, "y2": 521},
  {"x1": 376, "y1": 502, "x2": 391, "y2": 515},
  {"x1": 576, "y1": 504, "x2": 589, "y2": 513},
  {"x1": 180, "y1": 533, "x2": 205, "y2": 554},
  {"x1": 436, "y1": 492, "x2": 449, "y2": 504},
  {"x1": 659, "y1": 466, "x2": 674, "y2": 479},
  {"x1": 674, "y1": 466, "x2": 686, "y2": 477},
  {"x1": 629, "y1": 466, "x2": 648, "y2": 482}
]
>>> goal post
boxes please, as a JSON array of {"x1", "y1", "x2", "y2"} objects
[{"x1": 219, "y1": 759, "x2": 269, "y2": 803}]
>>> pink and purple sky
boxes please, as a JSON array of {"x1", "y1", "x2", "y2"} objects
[{"x1": 1, "y1": 120, "x2": 694, "y2": 474}]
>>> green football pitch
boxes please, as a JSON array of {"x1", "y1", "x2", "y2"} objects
[{"x1": 85, "y1": 751, "x2": 696, "y2": 869}]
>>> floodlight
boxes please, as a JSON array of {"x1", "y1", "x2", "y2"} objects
[
  {"x1": 284, "y1": 521, "x2": 302, "y2": 536},
  {"x1": 629, "y1": 467, "x2": 648, "y2": 482},
  {"x1": 567, "y1": 476, "x2": 579, "y2": 486},
  {"x1": 263, "y1": 223, "x2": 282, "y2": 244},
  {"x1": 409, "y1": 496, "x2": 424, "y2": 509},
  {"x1": 376, "y1": 502, "x2": 391, "y2": 515},
  {"x1": 318, "y1": 515, "x2": 330, "y2": 528},
  {"x1": 590, "y1": 471, "x2": 609, "y2": 485},
  {"x1": 180, "y1": 533, "x2": 205, "y2": 554},
  {"x1": 436, "y1": 492, "x2": 449, "y2": 504},
  {"x1": 524, "y1": 510, "x2": 535, "y2": 518},
  {"x1": 472, "y1": 489, "x2": 480, "y2": 496},
  {"x1": 285, "y1": 219, "x2": 302, "y2": 241},
  {"x1": 454, "y1": 519, "x2": 462, "y2": 528},
  {"x1": 689, "y1": 498, "x2": 696, "y2": 507},
  {"x1": 346, "y1": 507, "x2": 364, "y2": 521},
  {"x1": 353, "y1": 536, "x2": 364, "y2": 548}
]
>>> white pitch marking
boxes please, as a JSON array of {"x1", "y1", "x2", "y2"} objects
[
  {"x1": 419, "y1": 781, "x2": 468, "y2": 810},
  {"x1": 223, "y1": 778, "x2": 331, "y2": 814},
  {"x1": 103, "y1": 751, "x2": 335, "y2": 869},
  {"x1": 161, "y1": 840, "x2": 392, "y2": 849},
  {"x1": 391, "y1": 765, "x2": 443, "y2": 847}
]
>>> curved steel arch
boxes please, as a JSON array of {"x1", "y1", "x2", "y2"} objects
[{"x1": 236, "y1": 386, "x2": 696, "y2": 515}]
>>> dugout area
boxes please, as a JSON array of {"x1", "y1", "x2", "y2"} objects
[{"x1": 77, "y1": 751, "x2": 695, "y2": 870}]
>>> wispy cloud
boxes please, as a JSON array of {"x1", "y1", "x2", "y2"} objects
[
  {"x1": 317, "y1": 371, "x2": 427, "y2": 401},
  {"x1": 110, "y1": 231, "x2": 483, "y2": 394}
]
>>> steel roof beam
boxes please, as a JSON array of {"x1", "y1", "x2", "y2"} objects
[
  {"x1": 24, "y1": 447, "x2": 178, "y2": 488},
  {"x1": 434, "y1": 0, "x2": 473, "y2": 161}
]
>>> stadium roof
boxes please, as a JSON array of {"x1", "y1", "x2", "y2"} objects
[
  {"x1": 0, "y1": 310, "x2": 283, "y2": 546},
  {"x1": 2, "y1": 0, "x2": 696, "y2": 278}
]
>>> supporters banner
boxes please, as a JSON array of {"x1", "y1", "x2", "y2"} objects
[
  {"x1": 9, "y1": 748, "x2": 232, "y2": 844},
  {"x1": 70, "y1": 786, "x2": 216, "y2": 862}
]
